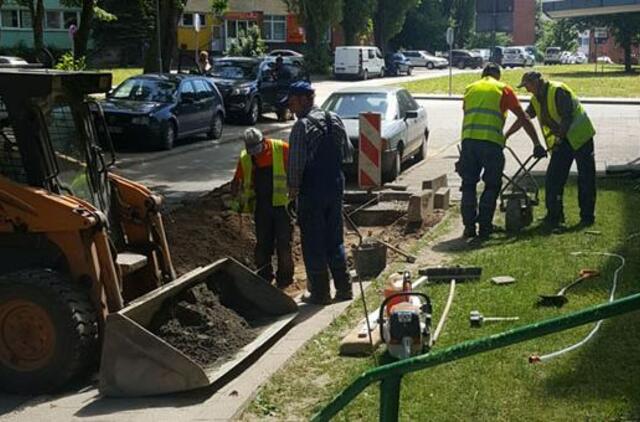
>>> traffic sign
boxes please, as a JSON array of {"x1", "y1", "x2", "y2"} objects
[
  {"x1": 358, "y1": 113, "x2": 382, "y2": 189},
  {"x1": 446, "y1": 27, "x2": 454, "y2": 46}
]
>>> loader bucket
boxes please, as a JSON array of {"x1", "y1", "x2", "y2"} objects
[{"x1": 98, "y1": 258, "x2": 298, "y2": 397}]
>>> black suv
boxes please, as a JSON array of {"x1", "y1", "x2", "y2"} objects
[
  {"x1": 208, "y1": 57, "x2": 308, "y2": 124},
  {"x1": 451, "y1": 50, "x2": 483, "y2": 69}
]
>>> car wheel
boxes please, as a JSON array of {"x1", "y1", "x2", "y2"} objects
[
  {"x1": 159, "y1": 121, "x2": 176, "y2": 150},
  {"x1": 208, "y1": 112, "x2": 224, "y2": 139},
  {"x1": 457, "y1": 61, "x2": 466, "y2": 70},
  {"x1": 427, "y1": 62, "x2": 434, "y2": 69},
  {"x1": 415, "y1": 131, "x2": 428, "y2": 162},
  {"x1": 245, "y1": 98, "x2": 259, "y2": 125},
  {"x1": 407, "y1": 66, "x2": 412, "y2": 76},
  {"x1": 380, "y1": 67, "x2": 385, "y2": 78},
  {"x1": 362, "y1": 69, "x2": 368, "y2": 80},
  {"x1": 384, "y1": 148, "x2": 402, "y2": 183}
]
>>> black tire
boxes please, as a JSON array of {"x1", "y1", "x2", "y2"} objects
[
  {"x1": 505, "y1": 199, "x2": 524, "y2": 233},
  {"x1": 159, "y1": 121, "x2": 176, "y2": 150},
  {"x1": 362, "y1": 69, "x2": 368, "y2": 80},
  {"x1": 415, "y1": 133, "x2": 427, "y2": 162},
  {"x1": 457, "y1": 61, "x2": 466, "y2": 70},
  {"x1": 426, "y1": 62, "x2": 434, "y2": 70},
  {"x1": 380, "y1": 67, "x2": 385, "y2": 78},
  {"x1": 0, "y1": 269, "x2": 98, "y2": 394},
  {"x1": 407, "y1": 66, "x2": 412, "y2": 76},
  {"x1": 244, "y1": 97, "x2": 260, "y2": 125},
  {"x1": 384, "y1": 149, "x2": 401, "y2": 183},
  {"x1": 208, "y1": 112, "x2": 224, "y2": 139}
]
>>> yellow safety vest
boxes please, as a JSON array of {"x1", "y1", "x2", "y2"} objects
[
  {"x1": 235, "y1": 139, "x2": 288, "y2": 213},
  {"x1": 530, "y1": 81, "x2": 595, "y2": 151},
  {"x1": 462, "y1": 76, "x2": 508, "y2": 146}
]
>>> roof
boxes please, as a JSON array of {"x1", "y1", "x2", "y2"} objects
[
  {"x1": 124, "y1": 73, "x2": 205, "y2": 82},
  {"x1": 331, "y1": 86, "x2": 402, "y2": 95}
]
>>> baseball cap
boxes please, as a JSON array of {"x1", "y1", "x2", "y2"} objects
[
  {"x1": 288, "y1": 80, "x2": 315, "y2": 96},
  {"x1": 244, "y1": 127, "x2": 264, "y2": 155},
  {"x1": 518, "y1": 71, "x2": 542, "y2": 88}
]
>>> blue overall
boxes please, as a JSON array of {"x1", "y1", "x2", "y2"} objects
[{"x1": 298, "y1": 113, "x2": 350, "y2": 298}]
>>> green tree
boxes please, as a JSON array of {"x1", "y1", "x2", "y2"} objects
[
  {"x1": 537, "y1": 18, "x2": 578, "y2": 53},
  {"x1": 284, "y1": 0, "x2": 343, "y2": 73},
  {"x1": 342, "y1": 0, "x2": 376, "y2": 45},
  {"x1": 390, "y1": 0, "x2": 448, "y2": 52},
  {"x1": 61, "y1": 1, "x2": 115, "y2": 59},
  {"x1": 467, "y1": 31, "x2": 511, "y2": 49},
  {"x1": 373, "y1": 0, "x2": 420, "y2": 53},
  {"x1": 143, "y1": 0, "x2": 188, "y2": 73},
  {"x1": 575, "y1": 13, "x2": 640, "y2": 73},
  {"x1": 444, "y1": 0, "x2": 475, "y2": 48},
  {"x1": 226, "y1": 25, "x2": 267, "y2": 57}
]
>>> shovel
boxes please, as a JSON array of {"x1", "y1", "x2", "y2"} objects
[{"x1": 538, "y1": 269, "x2": 600, "y2": 307}]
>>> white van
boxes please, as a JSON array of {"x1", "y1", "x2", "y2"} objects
[{"x1": 334, "y1": 46, "x2": 385, "y2": 80}]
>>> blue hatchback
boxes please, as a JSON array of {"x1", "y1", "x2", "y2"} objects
[
  {"x1": 384, "y1": 53, "x2": 412, "y2": 77},
  {"x1": 101, "y1": 73, "x2": 225, "y2": 150}
]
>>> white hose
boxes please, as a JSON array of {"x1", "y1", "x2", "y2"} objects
[
  {"x1": 535, "y1": 252, "x2": 625, "y2": 362},
  {"x1": 431, "y1": 279, "x2": 456, "y2": 346}
]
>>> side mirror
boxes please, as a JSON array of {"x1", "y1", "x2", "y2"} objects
[
  {"x1": 106, "y1": 89, "x2": 113, "y2": 98},
  {"x1": 405, "y1": 110, "x2": 419, "y2": 120}
]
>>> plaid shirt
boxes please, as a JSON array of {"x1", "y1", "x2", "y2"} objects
[{"x1": 287, "y1": 106, "x2": 353, "y2": 189}]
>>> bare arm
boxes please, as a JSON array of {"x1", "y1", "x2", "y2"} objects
[{"x1": 506, "y1": 106, "x2": 542, "y2": 147}]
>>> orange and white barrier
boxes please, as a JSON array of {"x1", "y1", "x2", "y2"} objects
[{"x1": 358, "y1": 112, "x2": 382, "y2": 188}]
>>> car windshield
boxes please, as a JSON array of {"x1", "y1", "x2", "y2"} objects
[
  {"x1": 111, "y1": 78, "x2": 177, "y2": 102},
  {"x1": 211, "y1": 61, "x2": 259, "y2": 80},
  {"x1": 504, "y1": 48, "x2": 520, "y2": 54},
  {"x1": 323, "y1": 93, "x2": 389, "y2": 120}
]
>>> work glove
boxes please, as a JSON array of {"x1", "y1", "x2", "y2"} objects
[{"x1": 533, "y1": 145, "x2": 547, "y2": 159}]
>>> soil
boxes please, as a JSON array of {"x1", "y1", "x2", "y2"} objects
[
  {"x1": 163, "y1": 182, "x2": 443, "y2": 296},
  {"x1": 149, "y1": 283, "x2": 257, "y2": 367}
]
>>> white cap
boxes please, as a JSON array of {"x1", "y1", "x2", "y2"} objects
[{"x1": 244, "y1": 127, "x2": 264, "y2": 155}]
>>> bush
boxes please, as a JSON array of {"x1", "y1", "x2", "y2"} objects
[
  {"x1": 0, "y1": 42, "x2": 66, "y2": 65},
  {"x1": 54, "y1": 52, "x2": 87, "y2": 71},
  {"x1": 226, "y1": 25, "x2": 266, "y2": 57}
]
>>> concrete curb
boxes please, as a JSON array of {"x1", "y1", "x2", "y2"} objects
[
  {"x1": 115, "y1": 123, "x2": 295, "y2": 169},
  {"x1": 412, "y1": 93, "x2": 640, "y2": 105}
]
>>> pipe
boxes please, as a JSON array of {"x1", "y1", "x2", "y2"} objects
[{"x1": 431, "y1": 279, "x2": 455, "y2": 346}]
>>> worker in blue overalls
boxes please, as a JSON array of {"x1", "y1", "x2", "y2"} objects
[{"x1": 287, "y1": 81, "x2": 354, "y2": 305}]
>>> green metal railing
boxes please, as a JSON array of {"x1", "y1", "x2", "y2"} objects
[{"x1": 312, "y1": 292, "x2": 640, "y2": 422}]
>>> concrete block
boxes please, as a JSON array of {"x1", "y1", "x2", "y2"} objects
[
  {"x1": 351, "y1": 201, "x2": 406, "y2": 226},
  {"x1": 422, "y1": 174, "x2": 448, "y2": 191},
  {"x1": 434, "y1": 187, "x2": 450, "y2": 210},
  {"x1": 380, "y1": 190, "x2": 413, "y2": 202},
  {"x1": 407, "y1": 189, "x2": 434, "y2": 223},
  {"x1": 383, "y1": 183, "x2": 409, "y2": 191},
  {"x1": 343, "y1": 190, "x2": 379, "y2": 205}
]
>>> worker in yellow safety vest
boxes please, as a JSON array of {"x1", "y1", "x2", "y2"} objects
[
  {"x1": 231, "y1": 128, "x2": 293, "y2": 288},
  {"x1": 459, "y1": 63, "x2": 545, "y2": 240},
  {"x1": 507, "y1": 71, "x2": 596, "y2": 230}
]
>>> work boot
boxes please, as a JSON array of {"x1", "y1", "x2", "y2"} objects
[
  {"x1": 333, "y1": 288, "x2": 353, "y2": 302},
  {"x1": 478, "y1": 225, "x2": 493, "y2": 239},
  {"x1": 463, "y1": 225, "x2": 477, "y2": 238},
  {"x1": 301, "y1": 291, "x2": 332, "y2": 305}
]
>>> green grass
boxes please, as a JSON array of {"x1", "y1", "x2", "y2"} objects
[
  {"x1": 242, "y1": 177, "x2": 640, "y2": 421},
  {"x1": 91, "y1": 67, "x2": 142, "y2": 86},
  {"x1": 398, "y1": 64, "x2": 640, "y2": 98}
]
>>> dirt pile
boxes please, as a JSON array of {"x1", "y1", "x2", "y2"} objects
[{"x1": 150, "y1": 283, "x2": 256, "y2": 367}]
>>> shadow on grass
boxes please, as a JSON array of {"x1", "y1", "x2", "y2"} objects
[{"x1": 544, "y1": 70, "x2": 639, "y2": 79}]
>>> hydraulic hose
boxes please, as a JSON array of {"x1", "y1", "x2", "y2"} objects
[{"x1": 530, "y1": 252, "x2": 625, "y2": 363}]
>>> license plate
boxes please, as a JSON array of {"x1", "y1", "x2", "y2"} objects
[
  {"x1": 336, "y1": 67, "x2": 345, "y2": 71},
  {"x1": 108, "y1": 126, "x2": 123, "y2": 134}
]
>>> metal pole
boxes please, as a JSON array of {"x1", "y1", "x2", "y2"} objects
[
  {"x1": 379, "y1": 376, "x2": 402, "y2": 422},
  {"x1": 155, "y1": 0, "x2": 162, "y2": 72},
  {"x1": 448, "y1": 46, "x2": 452, "y2": 96}
]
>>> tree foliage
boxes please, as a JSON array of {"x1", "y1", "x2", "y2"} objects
[
  {"x1": 467, "y1": 31, "x2": 512, "y2": 49},
  {"x1": 342, "y1": 0, "x2": 376, "y2": 45},
  {"x1": 61, "y1": 0, "x2": 116, "y2": 59},
  {"x1": 15, "y1": 0, "x2": 45, "y2": 51},
  {"x1": 390, "y1": 0, "x2": 448, "y2": 52},
  {"x1": 284, "y1": 0, "x2": 343, "y2": 73},
  {"x1": 373, "y1": 0, "x2": 420, "y2": 53},
  {"x1": 574, "y1": 13, "x2": 640, "y2": 73},
  {"x1": 536, "y1": 18, "x2": 578, "y2": 53},
  {"x1": 226, "y1": 25, "x2": 267, "y2": 57},
  {"x1": 443, "y1": 0, "x2": 475, "y2": 48}
]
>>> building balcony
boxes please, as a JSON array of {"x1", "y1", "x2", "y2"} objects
[{"x1": 543, "y1": 0, "x2": 640, "y2": 17}]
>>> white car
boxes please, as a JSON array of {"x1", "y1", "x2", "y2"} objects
[
  {"x1": 597, "y1": 55, "x2": 613, "y2": 64},
  {"x1": 502, "y1": 47, "x2": 535, "y2": 67},
  {"x1": 322, "y1": 87, "x2": 429, "y2": 182},
  {"x1": 544, "y1": 47, "x2": 562, "y2": 65},
  {"x1": 334, "y1": 46, "x2": 385, "y2": 80},
  {"x1": 560, "y1": 51, "x2": 576, "y2": 64},
  {"x1": 574, "y1": 52, "x2": 587, "y2": 64},
  {"x1": 267, "y1": 49, "x2": 304, "y2": 66},
  {"x1": 403, "y1": 50, "x2": 448, "y2": 69}
]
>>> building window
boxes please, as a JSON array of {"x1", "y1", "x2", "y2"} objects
[
  {"x1": 46, "y1": 11, "x2": 62, "y2": 29},
  {"x1": 182, "y1": 13, "x2": 206, "y2": 27},
  {"x1": 226, "y1": 20, "x2": 256, "y2": 39},
  {"x1": 1, "y1": 10, "x2": 19, "y2": 28},
  {"x1": 262, "y1": 15, "x2": 286, "y2": 42},
  {"x1": 20, "y1": 10, "x2": 32, "y2": 28},
  {"x1": 63, "y1": 11, "x2": 78, "y2": 28}
]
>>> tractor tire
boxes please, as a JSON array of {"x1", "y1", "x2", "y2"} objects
[
  {"x1": 505, "y1": 199, "x2": 524, "y2": 233},
  {"x1": 0, "y1": 269, "x2": 98, "y2": 394}
]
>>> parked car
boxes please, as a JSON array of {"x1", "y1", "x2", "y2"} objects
[
  {"x1": 560, "y1": 51, "x2": 576, "y2": 64},
  {"x1": 321, "y1": 87, "x2": 429, "y2": 182},
  {"x1": 208, "y1": 56, "x2": 307, "y2": 124},
  {"x1": 574, "y1": 52, "x2": 588, "y2": 64},
  {"x1": 403, "y1": 50, "x2": 448, "y2": 69},
  {"x1": 101, "y1": 74, "x2": 225, "y2": 150},
  {"x1": 544, "y1": 47, "x2": 562, "y2": 65},
  {"x1": 268, "y1": 49, "x2": 304, "y2": 66},
  {"x1": 471, "y1": 48, "x2": 491, "y2": 64},
  {"x1": 597, "y1": 55, "x2": 613, "y2": 64},
  {"x1": 333, "y1": 46, "x2": 385, "y2": 80},
  {"x1": 0, "y1": 56, "x2": 41, "y2": 68},
  {"x1": 502, "y1": 47, "x2": 535, "y2": 67},
  {"x1": 450, "y1": 50, "x2": 483, "y2": 69},
  {"x1": 384, "y1": 52, "x2": 412, "y2": 76}
]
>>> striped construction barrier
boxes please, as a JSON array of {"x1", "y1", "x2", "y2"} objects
[{"x1": 358, "y1": 112, "x2": 382, "y2": 189}]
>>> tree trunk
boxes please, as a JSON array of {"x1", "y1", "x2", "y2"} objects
[
  {"x1": 0, "y1": 1, "x2": 3, "y2": 44},
  {"x1": 74, "y1": 0, "x2": 95, "y2": 59},
  {"x1": 28, "y1": 0, "x2": 45, "y2": 52},
  {"x1": 144, "y1": 0, "x2": 186, "y2": 73},
  {"x1": 373, "y1": 8, "x2": 385, "y2": 54}
]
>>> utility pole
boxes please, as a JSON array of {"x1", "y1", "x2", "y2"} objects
[{"x1": 155, "y1": 0, "x2": 162, "y2": 72}]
